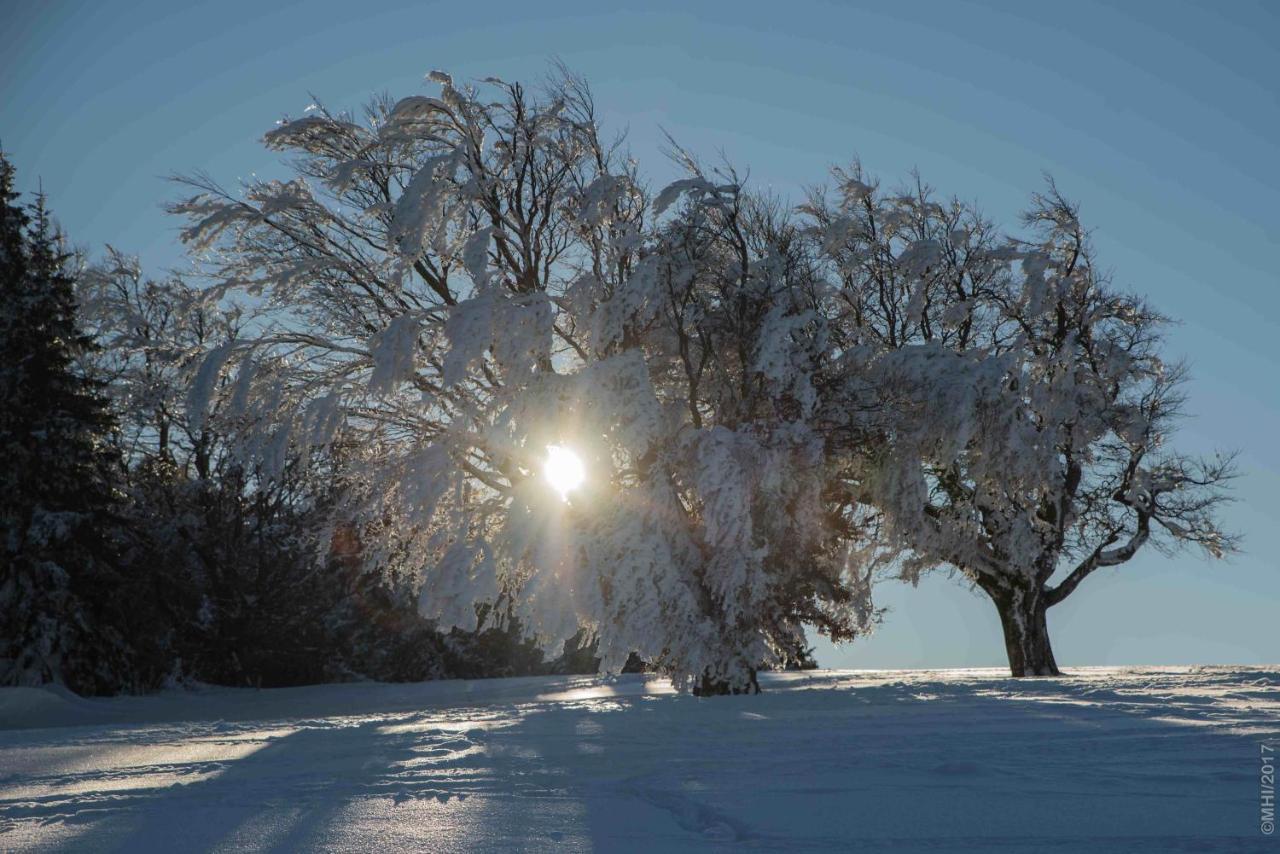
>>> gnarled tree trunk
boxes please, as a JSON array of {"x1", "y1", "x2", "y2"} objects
[{"x1": 990, "y1": 585, "x2": 1060, "y2": 677}]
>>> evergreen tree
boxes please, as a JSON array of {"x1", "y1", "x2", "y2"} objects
[{"x1": 0, "y1": 151, "x2": 128, "y2": 693}]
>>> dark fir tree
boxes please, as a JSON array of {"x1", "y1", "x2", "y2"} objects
[{"x1": 0, "y1": 152, "x2": 129, "y2": 693}]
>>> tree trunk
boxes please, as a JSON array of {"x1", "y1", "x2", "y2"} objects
[
  {"x1": 992, "y1": 586, "x2": 1060, "y2": 677},
  {"x1": 693, "y1": 667, "x2": 760, "y2": 696}
]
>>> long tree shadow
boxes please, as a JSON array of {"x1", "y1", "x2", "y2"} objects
[
  {"x1": 82, "y1": 696, "x2": 596, "y2": 851},
  {"x1": 110, "y1": 720, "x2": 406, "y2": 851}
]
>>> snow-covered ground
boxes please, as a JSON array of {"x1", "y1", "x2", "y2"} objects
[{"x1": 1, "y1": 666, "x2": 1277, "y2": 852}]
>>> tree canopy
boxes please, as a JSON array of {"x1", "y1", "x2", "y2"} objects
[{"x1": 171, "y1": 69, "x2": 1236, "y2": 689}]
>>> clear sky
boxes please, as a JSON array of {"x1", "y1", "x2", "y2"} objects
[{"x1": 3, "y1": 0, "x2": 1276, "y2": 669}]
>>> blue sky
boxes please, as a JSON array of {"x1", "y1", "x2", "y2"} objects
[{"x1": 3, "y1": 0, "x2": 1276, "y2": 668}]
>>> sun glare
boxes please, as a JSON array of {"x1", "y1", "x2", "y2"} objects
[{"x1": 544, "y1": 445, "x2": 586, "y2": 500}]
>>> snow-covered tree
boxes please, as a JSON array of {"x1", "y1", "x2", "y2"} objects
[
  {"x1": 173, "y1": 71, "x2": 877, "y2": 693},
  {"x1": 808, "y1": 170, "x2": 1237, "y2": 675},
  {"x1": 578, "y1": 161, "x2": 878, "y2": 690},
  {"x1": 0, "y1": 153, "x2": 130, "y2": 692},
  {"x1": 79, "y1": 250, "x2": 245, "y2": 479}
]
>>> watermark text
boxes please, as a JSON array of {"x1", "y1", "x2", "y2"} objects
[{"x1": 1263, "y1": 742, "x2": 1275, "y2": 835}]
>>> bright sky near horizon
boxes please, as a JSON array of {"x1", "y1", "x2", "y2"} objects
[{"x1": 3, "y1": 0, "x2": 1276, "y2": 669}]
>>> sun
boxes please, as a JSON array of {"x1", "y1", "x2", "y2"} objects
[{"x1": 543, "y1": 445, "x2": 586, "y2": 500}]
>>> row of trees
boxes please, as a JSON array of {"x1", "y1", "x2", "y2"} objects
[
  {"x1": 2, "y1": 67, "x2": 1237, "y2": 696},
  {"x1": 168, "y1": 68, "x2": 1236, "y2": 693}
]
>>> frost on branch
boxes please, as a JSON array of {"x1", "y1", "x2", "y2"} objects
[
  {"x1": 440, "y1": 293, "x2": 493, "y2": 387},
  {"x1": 186, "y1": 341, "x2": 237, "y2": 431},
  {"x1": 368, "y1": 314, "x2": 423, "y2": 396}
]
